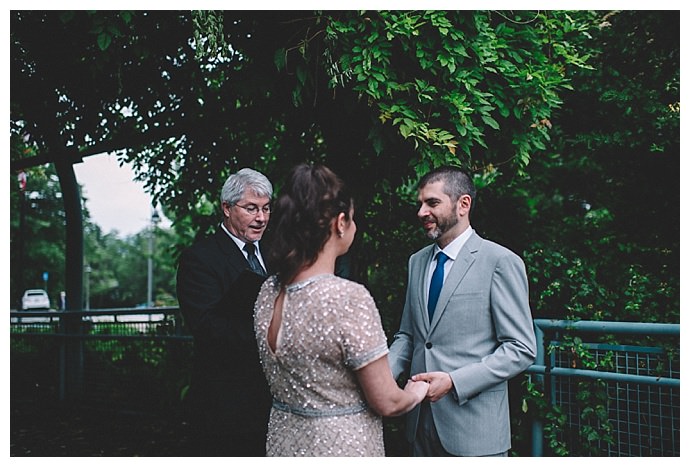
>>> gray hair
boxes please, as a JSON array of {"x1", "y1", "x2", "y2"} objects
[{"x1": 220, "y1": 168, "x2": 273, "y2": 205}]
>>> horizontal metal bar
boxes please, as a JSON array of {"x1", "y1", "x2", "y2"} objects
[
  {"x1": 12, "y1": 332, "x2": 193, "y2": 341},
  {"x1": 548, "y1": 340, "x2": 669, "y2": 354},
  {"x1": 526, "y1": 364, "x2": 680, "y2": 387},
  {"x1": 534, "y1": 319, "x2": 679, "y2": 336},
  {"x1": 10, "y1": 307, "x2": 180, "y2": 317}
]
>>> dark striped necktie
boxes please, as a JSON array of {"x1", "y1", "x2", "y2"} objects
[{"x1": 244, "y1": 243, "x2": 266, "y2": 277}]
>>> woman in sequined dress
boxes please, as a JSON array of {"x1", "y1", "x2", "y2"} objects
[{"x1": 253, "y1": 163, "x2": 429, "y2": 456}]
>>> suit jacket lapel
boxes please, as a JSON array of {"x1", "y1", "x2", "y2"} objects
[
  {"x1": 428, "y1": 232, "x2": 481, "y2": 333},
  {"x1": 214, "y1": 227, "x2": 247, "y2": 274},
  {"x1": 415, "y1": 246, "x2": 435, "y2": 330}
]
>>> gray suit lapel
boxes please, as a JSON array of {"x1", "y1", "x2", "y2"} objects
[
  {"x1": 429, "y1": 232, "x2": 481, "y2": 332},
  {"x1": 415, "y1": 246, "x2": 436, "y2": 329}
]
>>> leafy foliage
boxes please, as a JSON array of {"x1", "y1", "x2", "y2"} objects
[
  {"x1": 82, "y1": 226, "x2": 178, "y2": 309},
  {"x1": 510, "y1": 10, "x2": 679, "y2": 325},
  {"x1": 9, "y1": 138, "x2": 177, "y2": 309},
  {"x1": 10, "y1": 137, "x2": 69, "y2": 307},
  {"x1": 313, "y1": 11, "x2": 596, "y2": 175}
]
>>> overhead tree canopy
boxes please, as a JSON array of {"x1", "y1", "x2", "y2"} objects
[{"x1": 11, "y1": 11, "x2": 597, "y2": 231}]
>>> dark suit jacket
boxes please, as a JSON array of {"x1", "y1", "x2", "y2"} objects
[{"x1": 176, "y1": 227, "x2": 272, "y2": 435}]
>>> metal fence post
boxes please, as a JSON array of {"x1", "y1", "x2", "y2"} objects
[{"x1": 531, "y1": 324, "x2": 545, "y2": 457}]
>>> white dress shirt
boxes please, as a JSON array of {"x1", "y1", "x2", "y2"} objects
[
  {"x1": 220, "y1": 223, "x2": 267, "y2": 271},
  {"x1": 425, "y1": 226, "x2": 474, "y2": 303}
]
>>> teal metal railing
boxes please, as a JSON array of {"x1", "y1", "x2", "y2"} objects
[{"x1": 526, "y1": 319, "x2": 680, "y2": 456}]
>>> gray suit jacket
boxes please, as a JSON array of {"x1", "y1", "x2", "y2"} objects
[{"x1": 388, "y1": 231, "x2": 536, "y2": 456}]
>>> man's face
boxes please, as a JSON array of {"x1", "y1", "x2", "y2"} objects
[
  {"x1": 417, "y1": 181, "x2": 460, "y2": 244},
  {"x1": 222, "y1": 189, "x2": 271, "y2": 243}
]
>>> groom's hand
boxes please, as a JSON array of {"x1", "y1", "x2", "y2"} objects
[{"x1": 411, "y1": 371, "x2": 453, "y2": 402}]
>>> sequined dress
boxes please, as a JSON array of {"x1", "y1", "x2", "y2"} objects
[{"x1": 254, "y1": 273, "x2": 389, "y2": 456}]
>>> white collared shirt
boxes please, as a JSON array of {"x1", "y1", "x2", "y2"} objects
[
  {"x1": 425, "y1": 226, "x2": 474, "y2": 302},
  {"x1": 220, "y1": 223, "x2": 267, "y2": 271}
]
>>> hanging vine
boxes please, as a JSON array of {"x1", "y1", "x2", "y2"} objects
[{"x1": 191, "y1": 10, "x2": 228, "y2": 62}]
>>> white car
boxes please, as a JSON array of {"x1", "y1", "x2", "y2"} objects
[{"x1": 21, "y1": 289, "x2": 51, "y2": 310}]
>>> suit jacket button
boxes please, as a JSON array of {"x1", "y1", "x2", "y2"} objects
[{"x1": 425, "y1": 342, "x2": 432, "y2": 349}]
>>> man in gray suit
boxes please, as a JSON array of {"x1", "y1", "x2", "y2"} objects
[{"x1": 388, "y1": 166, "x2": 536, "y2": 456}]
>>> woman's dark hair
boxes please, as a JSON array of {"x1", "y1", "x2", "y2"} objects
[{"x1": 268, "y1": 163, "x2": 353, "y2": 285}]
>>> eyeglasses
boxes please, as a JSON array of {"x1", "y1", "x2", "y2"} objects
[{"x1": 234, "y1": 203, "x2": 271, "y2": 215}]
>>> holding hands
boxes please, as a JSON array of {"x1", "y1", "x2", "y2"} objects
[
  {"x1": 411, "y1": 371, "x2": 454, "y2": 402},
  {"x1": 403, "y1": 379, "x2": 430, "y2": 405}
]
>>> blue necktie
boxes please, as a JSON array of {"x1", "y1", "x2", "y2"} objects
[{"x1": 428, "y1": 251, "x2": 449, "y2": 321}]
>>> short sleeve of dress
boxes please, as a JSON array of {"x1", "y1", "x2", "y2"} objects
[{"x1": 340, "y1": 282, "x2": 389, "y2": 371}]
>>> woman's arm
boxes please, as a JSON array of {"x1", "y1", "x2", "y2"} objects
[{"x1": 356, "y1": 355, "x2": 429, "y2": 417}]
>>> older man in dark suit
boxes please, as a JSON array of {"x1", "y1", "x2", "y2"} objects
[{"x1": 177, "y1": 168, "x2": 273, "y2": 456}]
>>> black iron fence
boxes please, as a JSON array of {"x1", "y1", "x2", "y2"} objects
[{"x1": 10, "y1": 307, "x2": 192, "y2": 413}]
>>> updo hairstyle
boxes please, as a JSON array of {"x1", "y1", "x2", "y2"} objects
[{"x1": 268, "y1": 163, "x2": 353, "y2": 285}]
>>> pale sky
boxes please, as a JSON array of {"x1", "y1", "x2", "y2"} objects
[{"x1": 73, "y1": 153, "x2": 170, "y2": 237}]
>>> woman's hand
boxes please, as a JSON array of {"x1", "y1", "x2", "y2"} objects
[
  {"x1": 403, "y1": 379, "x2": 430, "y2": 405},
  {"x1": 411, "y1": 372, "x2": 453, "y2": 402}
]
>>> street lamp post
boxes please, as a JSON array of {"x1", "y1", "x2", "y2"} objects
[
  {"x1": 84, "y1": 264, "x2": 91, "y2": 310},
  {"x1": 146, "y1": 208, "x2": 161, "y2": 308}
]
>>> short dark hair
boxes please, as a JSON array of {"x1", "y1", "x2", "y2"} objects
[{"x1": 418, "y1": 166, "x2": 476, "y2": 204}]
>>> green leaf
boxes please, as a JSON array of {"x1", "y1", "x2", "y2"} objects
[
  {"x1": 97, "y1": 32, "x2": 112, "y2": 51},
  {"x1": 120, "y1": 11, "x2": 133, "y2": 24},
  {"x1": 482, "y1": 115, "x2": 500, "y2": 130},
  {"x1": 296, "y1": 66, "x2": 307, "y2": 86},
  {"x1": 274, "y1": 48, "x2": 286, "y2": 71}
]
